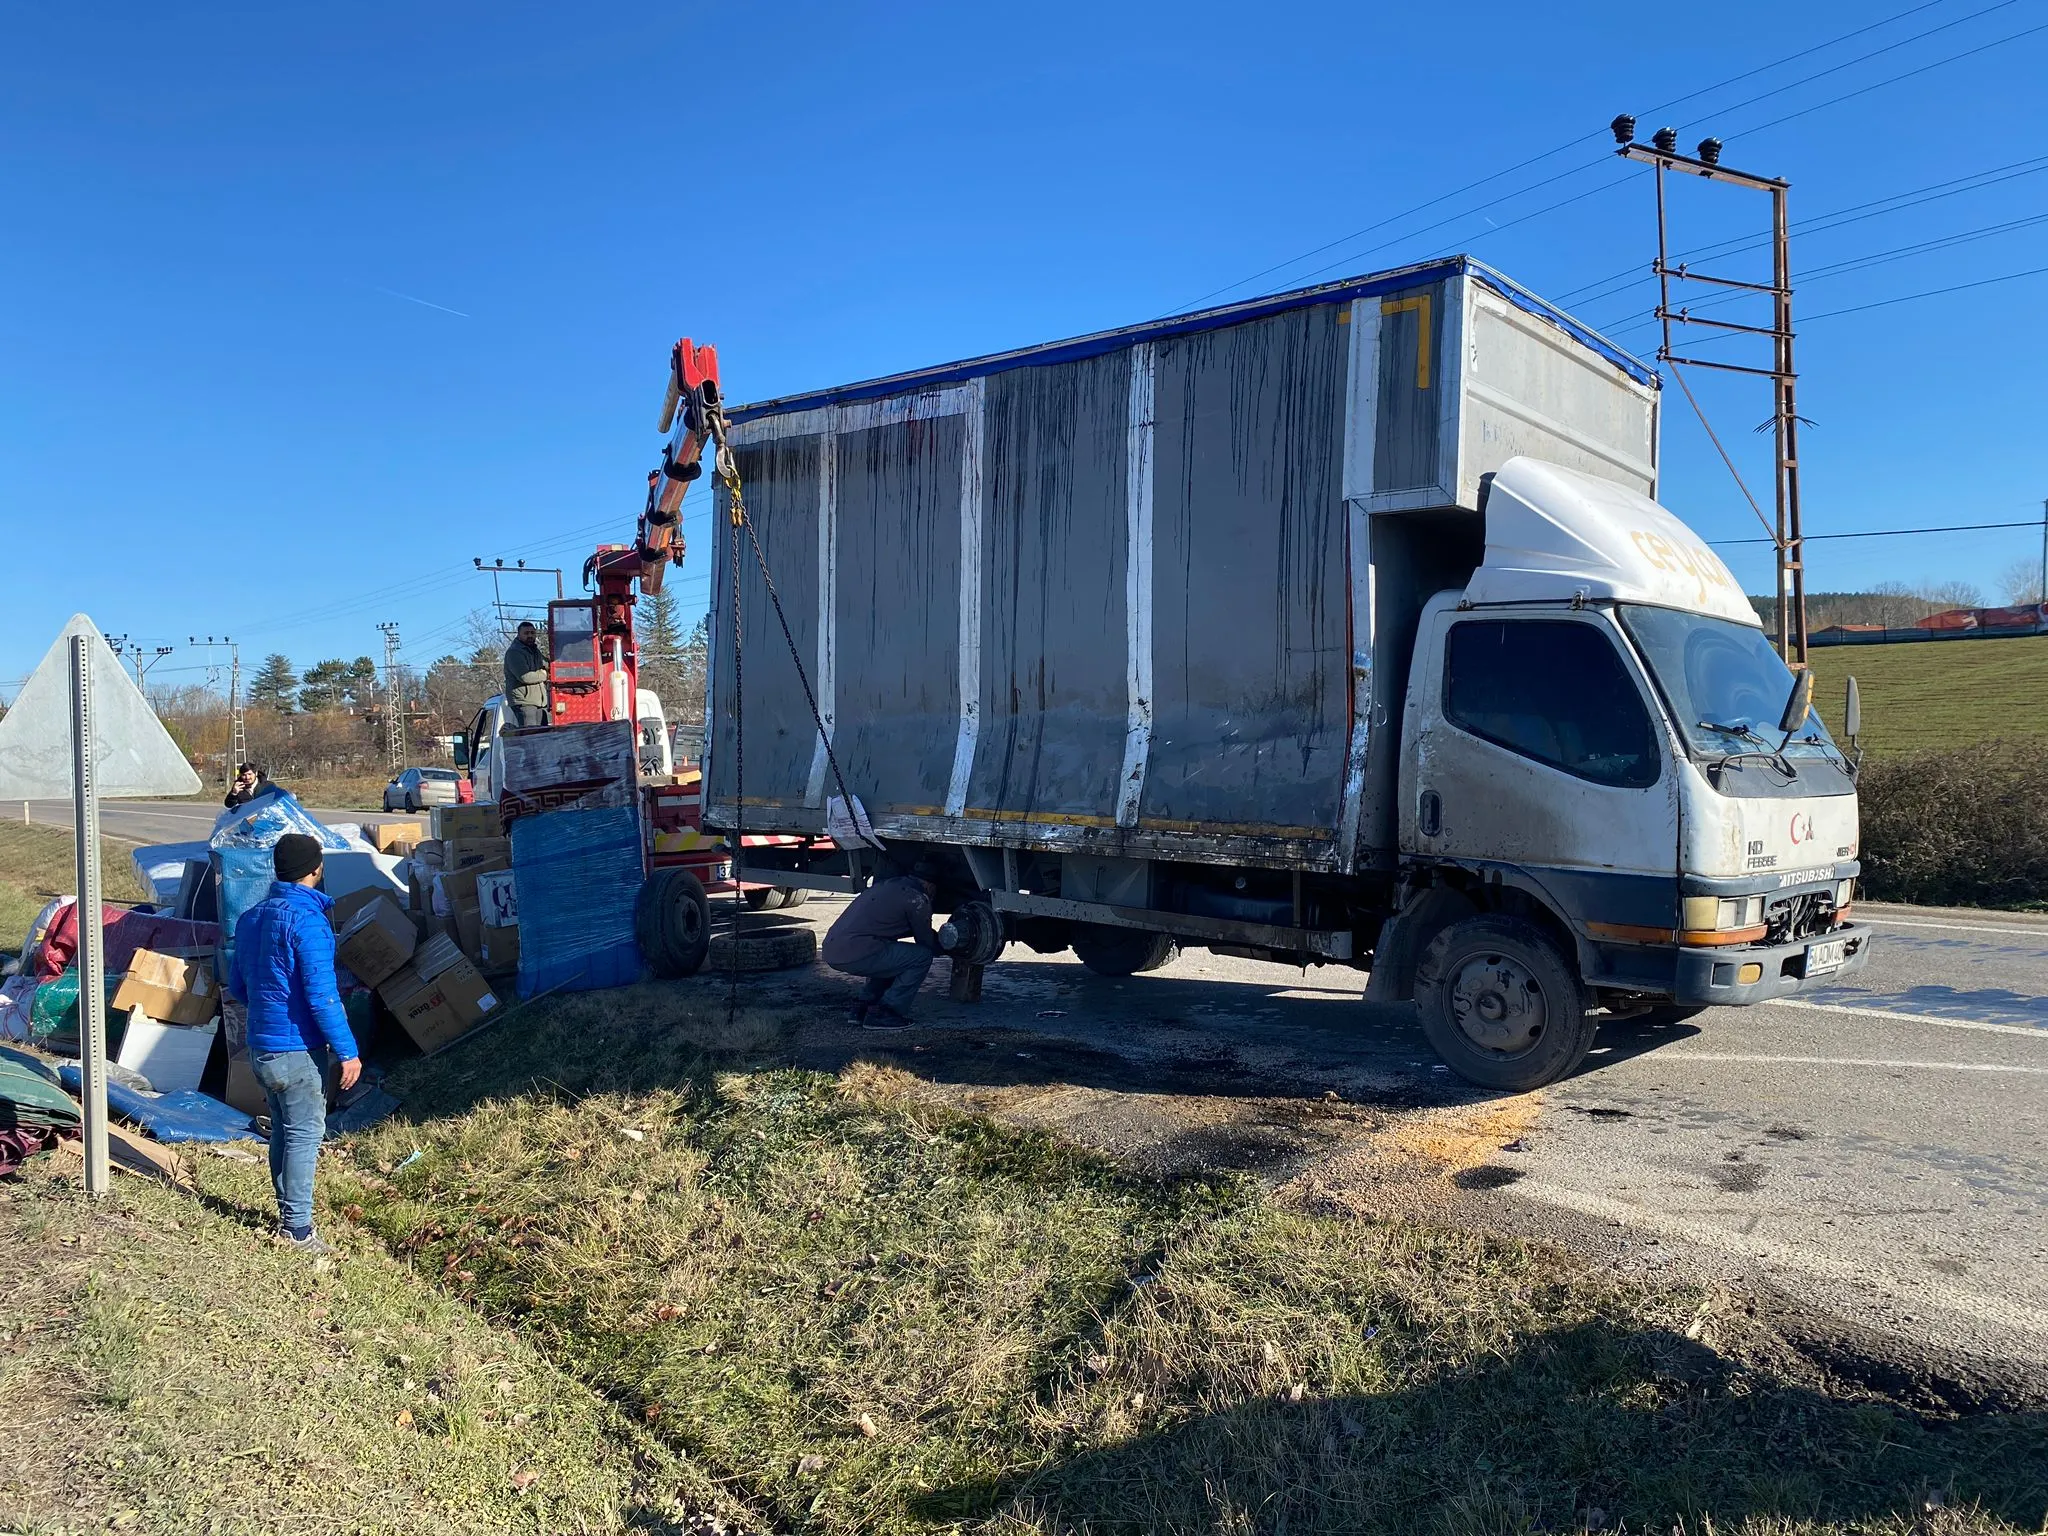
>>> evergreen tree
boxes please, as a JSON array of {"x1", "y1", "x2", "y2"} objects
[
  {"x1": 638, "y1": 586, "x2": 686, "y2": 713},
  {"x1": 298, "y1": 658, "x2": 350, "y2": 711},
  {"x1": 248, "y1": 653, "x2": 298, "y2": 713}
]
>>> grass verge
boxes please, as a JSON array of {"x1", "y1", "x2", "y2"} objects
[
  {"x1": 0, "y1": 820, "x2": 149, "y2": 954},
  {"x1": 1808, "y1": 635, "x2": 2048, "y2": 757},
  {"x1": 0, "y1": 1156, "x2": 744, "y2": 1534},
  {"x1": 165, "y1": 987, "x2": 2048, "y2": 1536}
]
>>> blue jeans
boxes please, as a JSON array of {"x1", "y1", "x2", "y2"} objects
[
  {"x1": 250, "y1": 1049, "x2": 326, "y2": 1237},
  {"x1": 830, "y1": 942, "x2": 934, "y2": 1015}
]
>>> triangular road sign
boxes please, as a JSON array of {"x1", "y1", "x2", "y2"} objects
[{"x1": 0, "y1": 615, "x2": 202, "y2": 799}]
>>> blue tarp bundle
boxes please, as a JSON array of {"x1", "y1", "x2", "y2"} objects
[
  {"x1": 56, "y1": 1063, "x2": 258, "y2": 1143},
  {"x1": 510, "y1": 805, "x2": 644, "y2": 997}
]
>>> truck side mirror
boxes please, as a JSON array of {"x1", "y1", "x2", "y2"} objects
[
  {"x1": 1842, "y1": 676, "x2": 1861, "y2": 741},
  {"x1": 1777, "y1": 668, "x2": 1813, "y2": 735},
  {"x1": 451, "y1": 731, "x2": 470, "y2": 770}
]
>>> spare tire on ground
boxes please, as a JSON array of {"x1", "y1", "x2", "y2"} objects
[
  {"x1": 637, "y1": 867, "x2": 711, "y2": 979},
  {"x1": 707, "y1": 915, "x2": 817, "y2": 973}
]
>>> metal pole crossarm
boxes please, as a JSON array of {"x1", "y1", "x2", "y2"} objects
[
  {"x1": 1657, "y1": 353, "x2": 1791, "y2": 379},
  {"x1": 1653, "y1": 263, "x2": 1787, "y2": 297},
  {"x1": 1617, "y1": 143, "x2": 1787, "y2": 192},
  {"x1": 1657, "y1": 309, "x2": 1794, "y2": 341}
]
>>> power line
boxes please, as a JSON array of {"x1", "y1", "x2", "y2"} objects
[
  {"x1": 1713, "y1": 518, "x2": 2043, "y2": 546},
  {"x1": 1170, "y1": 0, "x2": 2004, "y2": 311},
  {"x1": 1612, "y1": 256, "x2": 2048, "y2": 338},
  {"x1": 1553, "y1": 153, "x2": 2048, "y2": 307}
]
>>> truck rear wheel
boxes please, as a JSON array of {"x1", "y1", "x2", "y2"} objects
[
  {"x1": 638, "y1": 868, "x2": 711, "y2": 978},
  {"x1": 1071, "y1": 924, "x2": 1178, "y2": 978},
  {"x1": 1415, "y1": 916, "x2": 1597, "y2": 1091}
]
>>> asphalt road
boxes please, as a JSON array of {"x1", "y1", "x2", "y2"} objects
[
  {"x1": 755, "y1": 895, "x2": 2048, "y2": 1378},
  {"x1": 16, "y1": 798, "x2": 423, "y2": 846}
]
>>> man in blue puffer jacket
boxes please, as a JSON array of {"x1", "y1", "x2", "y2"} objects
[{"x1": 225, "y1": 833, "x2": 361, "y2": 1254}]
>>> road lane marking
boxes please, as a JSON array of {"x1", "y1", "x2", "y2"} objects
[
  {"x1": 1862, "y1": 916, "x2": 2048, "y2": 938},
  {"x1": 1514, "y1": 1179, "x2": 2048, "y2": 1342},
  {"x1": 1661, "y1": 1052, "x2": 2048, "y2": 1074},
  {"x1": 1771, "y1": 997, "x2": 2047, "y2": 1040}
]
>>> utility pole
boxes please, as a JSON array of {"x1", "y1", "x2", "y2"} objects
[
  {"x1": 378, "y1": 622, "x2": 405, "y2": 772},
  {"x1": 473, "y1": 557, "x2": 565, "y2": 639},
  {"x1": 135, "y1": 645, "x2": 174, "y2": 692},
  {"x1": 2039, "y1": 498, "x2": 2046, "y2": 609},
  {"x1": 1611, "y1": 117, "x2": 1807, "y2": 665},
  {"x1": 188, "y1": 636, "x2": 245, "y2": 779}
]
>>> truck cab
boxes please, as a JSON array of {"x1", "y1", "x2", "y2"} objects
[{"x1": 1387, "y1": 457, "x2": 1868, "y2": 1082}]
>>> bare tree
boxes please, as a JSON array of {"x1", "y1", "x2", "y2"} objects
[
  {"x1": 1998, "y1": 557, "x2": 2045, "y2": 606},
  {"x1": 1918, "y1": 580, "x2": 1982, "y2": 611}
]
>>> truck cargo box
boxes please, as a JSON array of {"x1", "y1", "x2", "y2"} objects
[{"x1": 705, "y1": 255, "x2": 1658, "y2": 873}]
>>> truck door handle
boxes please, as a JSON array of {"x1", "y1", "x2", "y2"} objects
[{"x1": 1419, "y1": 789, "x2": 1442, "y2": 838}]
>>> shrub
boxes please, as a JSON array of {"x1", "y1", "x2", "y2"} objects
[{"x1": 1855, "y1": 739, "x2": 2048, "y2": 907}]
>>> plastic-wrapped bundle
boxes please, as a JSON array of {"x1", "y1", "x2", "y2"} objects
[
  {"x1": 210, "y1": 787, "x2": 353, "y2": 852},
  {"x1": 499, "y1": 718, "x2": 637, "y2": 819},
  {"x1": 212, "y1": 844, "x2": 279, "y2": 984},
  {"x1": 509, "y1": 805, "x2": 644, "y2": 996}
]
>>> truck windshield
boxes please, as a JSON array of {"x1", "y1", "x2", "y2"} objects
[{"x1": 1618, "y1": 605, "x2": 1842, "y2": 762}]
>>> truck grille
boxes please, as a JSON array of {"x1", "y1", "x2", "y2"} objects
[{"x1": 1767, "y1": 889, "x2": 1838, "y2": 944}]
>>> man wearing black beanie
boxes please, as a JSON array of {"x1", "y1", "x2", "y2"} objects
[{"x1": 223, "y1": 832, "x2": 361, "y2": 1254}]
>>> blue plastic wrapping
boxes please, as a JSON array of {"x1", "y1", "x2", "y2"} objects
[
  {"x1": 210, "y1": 787, "x2": 353, "y2": 852},
  {"x1": 56, "y1": 1064, "x2": 258, "y2": 1143},
  {"x1": 212, "y1": 844, "x2": 279, "y2": 985},
  {"x1": 510, "y1": 805, "x2": 644, "y2": 996}
]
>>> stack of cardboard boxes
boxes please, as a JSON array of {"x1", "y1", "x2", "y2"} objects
[
  {"x1": 335, "y1": 884, "x2": 501, "y2": 1057},
  {"x1": 379, "y1": 802, "x2": 523, "y2": 1020}
]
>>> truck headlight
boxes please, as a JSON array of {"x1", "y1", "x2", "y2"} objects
[
  {"x1": 1680, "y1": 894, "x2": 1766, "y2": 943},
  {"x1": 1836, "y1": 879, "x2": 1854, "y2": 909}
]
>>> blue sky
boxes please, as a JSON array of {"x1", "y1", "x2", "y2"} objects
[{"x1": 3, "y1": 0, "x2": 2045, "y2": 696}]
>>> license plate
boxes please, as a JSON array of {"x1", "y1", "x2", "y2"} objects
[{"x1": 1804, "y1": 938, "x2": 1847, "y2": 976}]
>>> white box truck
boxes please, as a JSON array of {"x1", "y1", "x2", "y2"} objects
[{"x1": 700, "y1": 255, "x2": 1871, "y2": 1088}]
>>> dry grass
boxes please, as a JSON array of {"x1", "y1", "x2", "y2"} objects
[
  {"x1": 0, "y1": 1158, "x2": 745, "y2": 1535},
  {"x1": 165, "y1": 987, "x2": 2046, "y2": 1536},
  {"x1": 0, "y1": 819, "x2": 149, "y2": 955}
]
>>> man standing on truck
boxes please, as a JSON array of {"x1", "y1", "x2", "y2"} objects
[
  {"x1": 821, "y1": 861, "x2": 945, "y2": 1028},
  {"x1": 224, "y1": 832, "x2": 361, "y2": 1255},
  {"x1": 503, "y1": 620, "x2": 549, "y2": 728}
]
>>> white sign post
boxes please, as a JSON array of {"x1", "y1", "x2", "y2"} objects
[
  {"x1": 0, "y1": 615, "x2": 201, "y2": 1198},
  {"x1": 69, "y1": 637, "x2": 111, "y2": 1195}
]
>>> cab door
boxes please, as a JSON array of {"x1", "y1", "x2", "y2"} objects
[{"x1": 1402, "y1": 599, "x2": 1679, "y2": 927}]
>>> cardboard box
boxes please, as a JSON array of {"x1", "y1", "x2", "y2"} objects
[
  {"x1": 378, "y1": 966, "x2": 467, "y2": 1054},
  {"x1": 335, "y1": 894, "x2": 417, "y2": 988},
  {"x1": 366, "y1": 821, "x2": 423, "y2": 854},
  {"x1": 480, "y1": 922, "x2": 521, "y2": 975},
  {"x1": 437, "y1": 859, "x2": 511, "y2": 914},
  {"x1": 407, "y1": 863, "x2": 433, "y2": 916},
  {"x1": 412, "y1": 838, "x2": 446, "y2": 869},
  {"x1": 112, "y1": 947, "x2": 218, "y2": 1027},
  {"x1": 454, "y1": 904, "x2": 485, "y2": 964},
  {"x1": 475, "y1": 870, "x2": 519, "y2": 927},
  {"x1": 413, "y1": 933, "x2": 501, "y2": 1030},
  {"x1": 431, "y1": 804, "x2": 502, "y2": 842},
  {"x1": 446, "y1": 836, "x2": 511, "y2": 872}
]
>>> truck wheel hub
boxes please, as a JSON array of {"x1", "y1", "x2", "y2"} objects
[{"x1": 1447, "y1": 955, "x2": 1545, "y2": 1055}]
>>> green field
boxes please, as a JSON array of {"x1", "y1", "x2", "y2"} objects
[{"x1": 1806, "y1": 635, "x2": 2048, "y2": 757}]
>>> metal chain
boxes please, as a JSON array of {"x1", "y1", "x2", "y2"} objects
[{"x1": 716, "y1": 418, "x2": 745, "y2": 1030}]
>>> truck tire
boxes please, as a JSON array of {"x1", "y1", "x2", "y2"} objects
[
  {"x1": 1071, "y1": 924, "x2": 1178, "y2": 977},
  {"x1": 743, "y1": 888, "x2": 786, "y2": 911},
  {"x1": 1415, "y1": 916, "x2": 1597, "y2": 1091},
  {"x1": 775, "y1": 887, "x2": 809, "y2": 910},
  {"x1": 638, "y1": 868, "x2": 711, "y2": 979},
  {"x1": 708, "y1": 918, "x2": 817, "y2": 973}
]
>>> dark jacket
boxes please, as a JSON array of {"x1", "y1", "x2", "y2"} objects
[
  {"x1": 503, "y1": 637, "x2": 549, "y2": 709},
  {"x1": 225, "y1": 881, "x2": 358, "y2": 1059},
  {"x1": 223, "y1": 776, "x2": 272, "y2": 810},
  {"x1": 821, "y1": 876, "x2": 936, "y2": 967}
]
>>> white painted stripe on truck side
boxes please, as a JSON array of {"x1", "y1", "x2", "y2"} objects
[
  {"x1": 726, "y1": 386, "x2": 978, "y2": 445},
  {"x1": 1336, "y1": 298, "x2": 1381, "y2": 871},
  {"x1": 1117, "y1": 343, "x2": 1156, "y2": 829},
  {"x1": 804, "y1": 427, "x2": 839, "y2": 808},
  {"x1": 943, "y1": 378, "x2": 987, "y2": 819}
]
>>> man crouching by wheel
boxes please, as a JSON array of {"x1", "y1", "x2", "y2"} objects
[{"x1": 821, "y1": 858, "x2": 944, "y2": 1029}]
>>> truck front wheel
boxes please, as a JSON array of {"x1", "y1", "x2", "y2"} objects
[
  {"x1": 1071, "y1": 924, "x2": 1178, "y2": 977},
  {"x1": 1415, "y1": 916, "x2": 1597, "y2": 1091}
]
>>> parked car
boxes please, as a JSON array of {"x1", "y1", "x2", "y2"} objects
[{"x1": 383, "y1": 766, "x2": 463, "y2": 812}]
